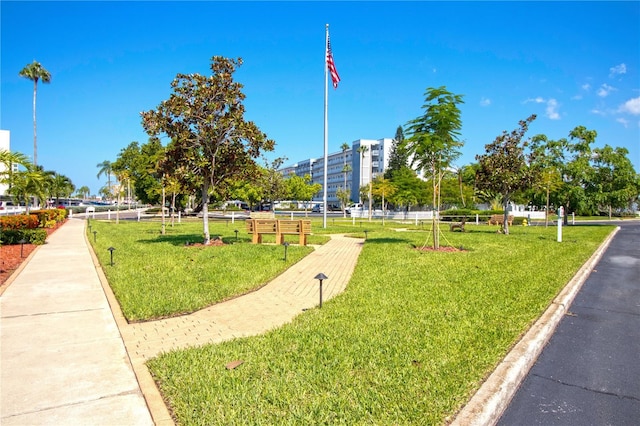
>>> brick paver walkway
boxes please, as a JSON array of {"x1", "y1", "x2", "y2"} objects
[{"x1": 118, "y1": 234, "x2": 365, "y2": 361}]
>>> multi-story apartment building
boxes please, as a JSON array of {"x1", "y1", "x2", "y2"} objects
[
  {"x1": 281, "y1": 138, "x2": 394, "y2": 205},
  {"x1": 0, "y1": 130, "x2": 17, "y2": 196}
]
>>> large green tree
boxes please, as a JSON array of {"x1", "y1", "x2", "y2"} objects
[
  {"x1": 141, "y1": 56, "x2": 274, "y2": 244},
  {"x1": 475, "y1": 115, "x2": 538, "y2": 234},
  {"x1": 286, "y1": 173, "x2": 321, "y2": 215},
  {"x1": 590, "y1": 145, "x2": 639, "y2": 217},
  {"x1": 384, "y1": 125, "x2": 409, "y2": 179},
  {"x1": 19, "y1": 61, "x2": 51, "y2": 166},
  {"x1": 404, "y1": 86, "x2": 464, "y2": 248}
]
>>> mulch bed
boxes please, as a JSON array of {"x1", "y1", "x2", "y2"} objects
[
  {"x1": 415, "y1": 246, "x2": 466, "y2": 253},
  {"x1": 0, "y1": 221, "x2": 66, "y2": 287}
]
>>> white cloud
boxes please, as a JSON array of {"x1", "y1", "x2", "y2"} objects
[
  {"x1": 545, "y1": 98, "x2": 560, "y2": 120},
  {"x1": 618, "y1": 96, "x2": 640, "y2": 115},
  {"x1": 524, "y1": 97, "x2": 545, "y2": 104},
  {"x1": 480, "y1": 97, "x2": 491, "y2": 107},
  {"x1": 609, "y1": 63, "x2": 627, "y2": 77},
  {"x1": 581, "y1": 83, "x2": 591, "y2": 91},
  {"x1": 616, "y1": 117, "x2": 629, "y2": 128},
  {"x1": 591, "y1": 108, "x2": 606, "y2": 116},
  {"x1": 597, "y1": 83, "x2": 616, "y2": 97},
  {"x1": 571, "y1": 94, "x2": 583, "y2": 100}
]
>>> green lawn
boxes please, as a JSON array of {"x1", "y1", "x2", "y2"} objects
[
  {"x1": 115, "y1": 221, "x2": 610, "y2": 425},
  {"x1": 88, "y1": 219, "x2": 326, "y2": 321}
]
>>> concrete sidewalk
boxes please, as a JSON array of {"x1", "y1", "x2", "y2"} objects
[
  {"x1": 1, "y1": 218, "x2": 153, "y2": 425},
  {"x1": 1, "y1": 218, "x2": 365, "y2": 425}
]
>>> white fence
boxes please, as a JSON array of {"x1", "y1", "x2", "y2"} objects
[{"x1": 349, "y1": 209, "x2": 547, "y2": 222}]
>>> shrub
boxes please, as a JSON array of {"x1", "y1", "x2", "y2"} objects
[
  {"x1": 0, "y1": 214, "x2": 40, "y2": 230},
  {"x1": 0, "y1": 228, "x2": 47, "y2": 245},
  {"x1": 31, "y1": 209, "x2": 67, "y2": 226}
]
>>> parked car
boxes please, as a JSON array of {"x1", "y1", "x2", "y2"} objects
[
  {"x1": 311, "y1": 204, "x2": 324, "y2": 213},
  {"x1": 345, "y1": 203, "x2": 363, "y2": 214}
]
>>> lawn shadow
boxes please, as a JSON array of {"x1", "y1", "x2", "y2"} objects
[{"x1": 137, "y1": 233, "x2": 245, "y2": 246}]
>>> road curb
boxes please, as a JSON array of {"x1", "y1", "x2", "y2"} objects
[{"x1": 450, "y1": 226, "x2": 620, "y2": 426}]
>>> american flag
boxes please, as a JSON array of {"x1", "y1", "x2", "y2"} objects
[{"x1": 327, "y1": 33, "x2": 340, "y2": 89}]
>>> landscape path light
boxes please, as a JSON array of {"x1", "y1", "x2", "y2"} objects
[
  {"x1": 283, "y1": 242, "x2": 290, "y2": 261},
  {"x1": 107, "y1": 247, "x2": 116, "y2": 266},
  {"x1": 234, "y1": 229, "x2": 239, "y2": 242},
  {"x1": 19, "y1": 239, "x2": 26, "y2": 258},
  {"x1": 93, "y1": 230, "x2": 97, "y2": 243},
  {"x1": 314, "y1": 273, "x2": 328, "y2": 308}
]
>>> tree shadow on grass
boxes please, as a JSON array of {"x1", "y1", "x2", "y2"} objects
[{"x1": 137, "y1": 233, "x2": 247, "y2": 246}]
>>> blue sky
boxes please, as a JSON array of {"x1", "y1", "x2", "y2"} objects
[{"x1": 2, "y1": 1, "x2": 639, "y2": 196}]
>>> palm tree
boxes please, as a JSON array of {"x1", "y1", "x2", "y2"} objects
[
  {"x1": 356, "y1": 145, "x2": 368, "y2": 204},
  {"x1": 76, "y1": 185, "x2": 90, "y2": 200},
  {"x1": 19, "y1": 61, "x2": 51, "y2": 166},
  {"x1": 8, "y1": 167, "x2": 46, "y2": 213},
  {"x1": 96, "y1": 160, "x2": 113, "y2": 199},
  {"x1": 0, "y1": 149, "x2": 31, "y2": 193},
  {"x1": 47, "y1": 172, "x2": 75, "y2": 206}
]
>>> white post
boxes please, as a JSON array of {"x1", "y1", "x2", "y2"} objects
[
  {"x1": 557, "y1": 206, "x2": 564, "y2": 242},
  {"x1": 572, "y1": 212, "x2": 575, "y2": 225},
  {"x1": 108, "y1": 210, "x2": 111, "y2": 220},
  {"x1": 415, "y1": 212, "x2": 418, "y2": 226},
  {"x1": 137, "y1": 209, "x2": 141, "y2": 222},
  {"x1": 476, "y1": 213, "x2": 479, "y2": 225},
  {"x1": 232, "y1": 211, "x2": 235, "y2": 224},
  {"x1": 291, "y1": 211, "x2": 294, "y2": 220},
  {"x1": 68, "y1": 209, "x2": 73, "y2": 219},
  {"x1": 178, "y1": 211, "x2": 182, "y2": 224}
]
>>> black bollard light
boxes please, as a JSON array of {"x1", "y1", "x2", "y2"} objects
[
  {"x1": 93, "y1": 230, "x2": 97, "y2": 242},
  {"x1": 314, "y1": 273, "x2": 328, "y2": 308},
  {"x1": 19, "y1": 239, "x2": 26, "y2": 258},
  {"x1": 283, "y1": 242, "x2": 290, "y2": 261},
  {"x1": 234, "y1": 229, "x2": 239, "y2": 242},
  {"x1": 364, "y1": 230, "x2": 369, "y2": 240},
  {"x1": 107, "y1": 247, "x2": 116, "y2": 266}
]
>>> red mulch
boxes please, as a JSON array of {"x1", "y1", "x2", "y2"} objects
[{"x1": 0, "y1": 222, "x2": 65, "y2": 287}]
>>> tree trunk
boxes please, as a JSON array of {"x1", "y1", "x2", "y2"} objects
[
  {"x1": 201, "y1": 182, "x2": 210, "y2": 245},
  {"x1": 503, "y1": 198, "x2": 510, "y2": 235},
  {"x1": 545, "y1": 185, "x2": 550, "y2": 228},
  {"x1": 432, "y1": 166, "x2": 439, "y2": 249},
  {"x1": 33, "y1": 81, "x2": 38, "y2": 166},
  {"x1": 161, "y1": 185, "x2": 166, "y2": 235}
]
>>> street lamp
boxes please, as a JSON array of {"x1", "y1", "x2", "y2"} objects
[{"x1": 314, "y1": 273, "x2": 328, "y2": 308}]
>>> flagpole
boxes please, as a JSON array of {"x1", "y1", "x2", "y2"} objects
[{"x1": 323, "y1": 24, "x2": 329, "y2": 229}]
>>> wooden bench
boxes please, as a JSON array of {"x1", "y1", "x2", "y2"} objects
[
  {"x1": 246, "y1": 219, "x2": 278, "y2": 244},
  {"x1": 275, "y1": 219, "x2": 312, "y2": 246},
  {"x1": 487, "y1": 214, "x2": 514, "y2": 226},
  {"x1": 449, "y1": 217, "x2": 467, "y2": 232},
  {"x1": 246, "y1": 219, "x2": 311, "y2": 246}
]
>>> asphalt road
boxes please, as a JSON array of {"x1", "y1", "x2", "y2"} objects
[{"x1": 497, "y1": 221, "x2": 640, "y2": 425}]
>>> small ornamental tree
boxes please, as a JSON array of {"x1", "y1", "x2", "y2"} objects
[
  {"x1": 404, "y1": 86, "x2": 464, "y2": 248},
  {"x1": 475, "y1": 114, "x2": 538, "y2": 234},
  {"x1": 141, "y1": 56, "x2": 274, "y2": 244}
]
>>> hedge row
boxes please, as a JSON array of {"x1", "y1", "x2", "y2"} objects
[
  {"x1": 0, "y1": 228, "x2": 48, "y2": 245},
  {"x1": 0, "y1": 209, "x2": 67, "y2": 231}
]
